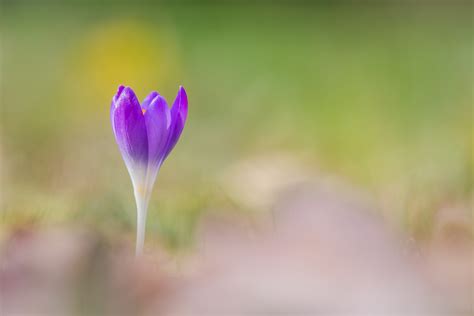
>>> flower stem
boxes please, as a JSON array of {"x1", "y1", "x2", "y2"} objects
[{"x1": 134, "y1": 190, "x2": 149, "y2": 256}]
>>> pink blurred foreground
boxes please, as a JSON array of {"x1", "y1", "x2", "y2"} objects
[{"x1": 1, "y1": 181, "x2": 472, "y2": 315}]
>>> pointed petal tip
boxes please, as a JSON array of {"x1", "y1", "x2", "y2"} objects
[
  {"x1": 113, "y1": 85, "x2": 126, "y2": 103},
  {"x1": 149, "y1": 94, "x2": 169, "y2": 110},
  {"x1": 117, "y1": 86, "x2": 139, "y2": 106},
  {"x1": 120, "y1": 86, "x2": 136, "y2": 99},
  {"x1": 121, "y1": 86, "x2": 135, "y2": 97},
  {"x1": 177, "y1": 85, "x2": 188, "y2": 120},
  {"x1": 176, "y1": 86, "x2": 188, "y2": 107},
  {"x1": 142, "y1": 91, "x2": 160, "y2": 110}
]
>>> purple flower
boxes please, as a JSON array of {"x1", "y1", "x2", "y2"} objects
[{"x1": 110, "y1": 85, "x2": 188, "y2": 255}]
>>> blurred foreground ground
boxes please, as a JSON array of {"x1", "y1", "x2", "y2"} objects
[{"x1": 1, "y1": 172, "x2": 472, "y2": 315}]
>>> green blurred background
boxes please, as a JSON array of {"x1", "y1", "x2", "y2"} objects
[{"x1": 1, "y1": 1, "x2": 472, "y2": 249}]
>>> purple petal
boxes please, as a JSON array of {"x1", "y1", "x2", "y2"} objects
[
  {"x1": 144, "y1": 95, "x2": 171, "y2": 167},
  {"x1": 164, "y1": 86, "x2": 188, "y2": 159},
  {"x1": 110, "y1": 85, "x2": 125, "y2": 125},
  {"x1": 141, "y1": 91, "x2": 159, "y2": 111},
  {"x1": 111, "y1": 86, "x2": 148, "y2": 165}
]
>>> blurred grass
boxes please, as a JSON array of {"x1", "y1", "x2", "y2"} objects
[{"x1": 1, "y1": 2, "x2": 472, "y2": 247}]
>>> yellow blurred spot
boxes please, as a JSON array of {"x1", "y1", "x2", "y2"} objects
[
  {"x1": 66, "y1": 20, "x2": 181, "y2": 115},
  {"x1": 142, "y1": 108, "x2": 146, "y2": 114}
]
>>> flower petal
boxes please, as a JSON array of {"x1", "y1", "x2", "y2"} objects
[
  {"x1": 111, "y1": 86, "x2": 149, "y2": 166},
  {"x1": 144, "y1": 94, "x2": 171, "y2": 168},
  {"x1": 164, "y1": 86, "x2": 188, "y2": 159},
  {"x1": 141, "y1": 91, "x2": 159, "y2": 111}
]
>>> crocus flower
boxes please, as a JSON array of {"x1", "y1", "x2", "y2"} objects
[{"x1": 111, "y1": 85, "x2": 188, "y2": 255}]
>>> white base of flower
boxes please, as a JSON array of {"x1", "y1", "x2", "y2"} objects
[
  {"x1": 128, "y1": 163, "x2": 159, "y2": 256},
  {"x1": 134, "y1": 191, "x2": 149, "y2": 256}
]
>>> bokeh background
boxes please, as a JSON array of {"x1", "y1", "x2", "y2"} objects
[{"x1": 1, "y1": 0, "x2": 472, "y2": 315}]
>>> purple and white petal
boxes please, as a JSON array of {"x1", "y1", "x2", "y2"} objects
[
  {"x1": 164, "y1": 86, "x2": 188, "y2": 159},
  {"x1": 111, "y1": 86, "x2": 149, "y2": 186},
  {"x1": 144, "y1": 94, "x2": 171, "y2": 168}
]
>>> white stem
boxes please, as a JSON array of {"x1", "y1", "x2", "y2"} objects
[{"x1": 134, "y1": 188, "x2": 149, "y2": 256}]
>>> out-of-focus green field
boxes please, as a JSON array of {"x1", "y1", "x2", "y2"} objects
[{"x1": 1, "y1": 2, "x2": 472, "y2": 248}]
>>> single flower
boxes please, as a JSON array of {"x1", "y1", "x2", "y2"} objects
[{"x1": 111, "y1": 85, "x2": 188, "y2": 255}]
